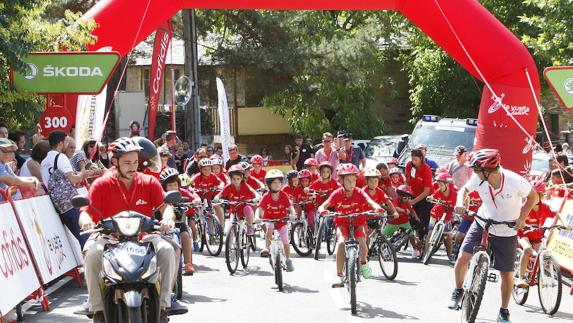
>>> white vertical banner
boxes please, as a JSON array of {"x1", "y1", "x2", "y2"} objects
[
  {"x1": 216, "y1": 77, "x2": 231, "y2": 164},
  {"x1": 75, "y1": 85, "x2": 107, "y2": 148}
]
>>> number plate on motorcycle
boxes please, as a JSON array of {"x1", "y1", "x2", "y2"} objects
[{"x1": 122, "y1": 244, "x2": 147, "y2": 257}]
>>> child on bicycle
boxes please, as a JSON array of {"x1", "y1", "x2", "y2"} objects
[
  {"x1": 389, "y1": 167, "x2": 405, "y2": 188},
  {"x1": 240, "y1": 161, "x2": 266, "y2": 192},
  {"x1": 362, "y1": 168, "x2": 399, "y2": 237},
  {"x1": 257, "y1": 169, "x2": 296, "y2": 271},
  {"x1": 293, "y1": 169, "x2": 317, "y2": 231},
  {"x1": 304, "y1": 158, "x2": 320, "y2": 183},
  {"x1": 210, "y1": 156, "x2": 228, "y2": 185},
  {"x1": 376, "y1": 162, "x2": 397, "y2": 199},
  {"x1": 384, "y1": 185, "x2": 421, "y2": 259},
  {"x1": 160, "y1": 168, "x2": 201, "y2": 275},
  {"x1": 515, "y1": 180, "x2": 556, "y2": 288},
  {"x1": 426, "y1": 173, "x2": 458, "y2": 262},
  {"x1": 250, "y1": 155, "x2": 267, "y2": 183},
  {"x1": 214, "y1": 164, "x2": 261, "y2": 236},
  {"x1": 283, "y1": 170, "x2": 299, "y2": 200},
  {"x1": 309, "y1": 162, "x2": 340, "y2": 206},
  {"x1": 318, "y1": 164, "x2": 385, "y2": 281}
]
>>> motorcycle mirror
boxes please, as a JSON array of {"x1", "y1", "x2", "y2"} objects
[
  {"x1": 164, "y1": 191, "x2": 182, "y2": 204},
  {"x1": 71, "y1": 195, "x2": 90, "y2": 208}
]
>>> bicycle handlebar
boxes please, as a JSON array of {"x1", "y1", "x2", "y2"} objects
[
  {"x1": 465, "y1": 211, "x2": 516, "y2": 228},
  {"x1": 323, "y1": 211, "x2": 387, "y2": 219}
]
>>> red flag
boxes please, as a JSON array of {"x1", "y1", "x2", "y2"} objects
[{"x1": 148, "y1": 20, "x2": 172, "y2": 140}]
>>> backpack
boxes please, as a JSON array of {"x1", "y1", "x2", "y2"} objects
[{"x1": 47, "y1": 153, "x2": 78, "y2": 214}]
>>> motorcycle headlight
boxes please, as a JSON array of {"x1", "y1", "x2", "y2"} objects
[
  {"x1": 103, "y1": 257, "x2": 122, "y2": 281},
  {"x1": 114, "y1": 217, "x2": 142, "y2": 237},
  {"x1": 142, "y1": 256, "x2": 157, "y2": 280}
]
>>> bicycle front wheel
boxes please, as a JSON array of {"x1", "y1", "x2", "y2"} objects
[
  {"x1": 461, "y1": 255, "x2": 488, "y2": 323},
  {"x1": 291, "y1": 222, "x2": 313, "y2": 256},
  {"x1": 537, "y1": 254, "x2": 562, "y2": 315},
  {"x1": 423, "y1": 223, "x2": 443, "y2": 265},
  {"x1": 314, "y1": 217, "x2": 325, "y2": 260},
  {"x1": 240, "y1": 230, "x2": 251, "y2": 268},
  {"x1": 512, "y1": 249, "x2": 529, "y2": 305},
  {"x1": 326, "y1": 220, "x2": 337, "y2": 255},
  {"x1": 377, "y1": 238, "x2": 398, "y2": 280},
  {"x1": 275, "y1": 252, "x2": 283, "y2": 292},
  {"x1": 225, "y1": 226, "x2": 239, "y2": 274},
  {"x1": 347, "y1": 248, "x2": 358, "y2": 315},
  {"x1": 205, "y1": 215, "x2": 224, "y2": 256}
]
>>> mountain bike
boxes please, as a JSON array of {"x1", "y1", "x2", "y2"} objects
[
  {"x1": 291, "y1": 198, "x2": 316, "y2": 257},
  {"x1": 423, "y1": 197, "x2": 454, "y2": 265},
  {"x1": 366, "y1": 215, "x2": 398, "y2": 280},
  {"x1": 262, "y1": 218, "x2": 291, "y2": 292},
  {"x1": 193, "y1": 188, "x2": 224, "y2": 256}
]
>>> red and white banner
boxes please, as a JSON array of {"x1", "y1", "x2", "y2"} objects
[
  {"x1": 0, "y1": 203, "x2": 41, "y2": 314},
  {"x1": 12, "y1": 195, "x2": 82, "y2": 284},
  {"x1": 147, "y1": 20, "x2": 172, "y2": 140}
]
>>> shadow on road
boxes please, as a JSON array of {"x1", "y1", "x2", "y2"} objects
[
  {"x1": 193, "y1": 264, "x2": 221, "y2": 272},
  {"x1": 523, "y1": 304, "x2": 573, "y2": 320},
  {"x1": 282, "y1": 284, "x2": 319, "y2": 294},
  {"x1": 371, "y1": 277, "x2": 419, "y2": 286},
  {"x1": 353, "y1": 301, "x2": 420, "y2": 320},
  {"x1": 231, "y1": 265, "x2": 273, "y2": 277}
]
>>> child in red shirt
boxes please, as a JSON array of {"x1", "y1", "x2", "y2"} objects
[
  {"x1": 240, "y1": 162, "x2": 266, "y2": 192},
  {"x1": 376, "y1": 163, "x2": 397, "y2": 199},
  {"x1": 389, "y1": 167, "x2": 405, "y2": 189},
  {"x1": 250, "y1": 155, "x2": 267, "y2": 183},
  {"x1": 304, "y1": 158, "x2": 320, "y2": 183},
  {"x1": 214, "y1": 164, "x2": 260, "y2": 235},
  {"x1": 293, "y1": 169, "x2": 317, "y2": 230},
  {"x1": 383, "y1": 185, "x2": 421, "y2": 258},
  {"x1": 191, "y1": 158, "x2": 226, "y2": 228},
  {"x1": 257, "y1": 170, "x2": 295, "y2": 271},
  {"x1": 211, "y1": 156, "x2": 228, "y2": 185},
  {"x1": 516, "y1": 181, "x2": 556, "y2": 287},
  {"x1": 361, "y1": 168, "x2": 398, "y2": 237},
  {"x1": 282, "y1": 170, "x2": 299, "y2": 200},
  {"x1": 309, "y1": 162, "x2": 341, "y2": 207},
  {"x1": 426, "y1": 173, "x2": 457, "y2": 261}
]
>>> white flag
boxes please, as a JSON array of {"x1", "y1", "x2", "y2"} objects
[
  {"x1": 75, "y1": 86, "x2": 106, "y2": 148},
  {"x1": 216, "y1": 78, "x2": 231, "y2": 164}
]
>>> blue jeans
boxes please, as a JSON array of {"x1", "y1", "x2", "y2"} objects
[{"x1": 60, "y1": 208, "x2": 87, "y2": 249}]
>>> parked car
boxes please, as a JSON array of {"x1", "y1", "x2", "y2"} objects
[
  {"x1": 364, "y1": 135, "x2": 406, "y2": 169},
  {"x1": 530, "y1": 149, "x2": 550, "y2": 178},
  {"x1": 397, "y1": 115, "x2": 478, "y2": 169}
]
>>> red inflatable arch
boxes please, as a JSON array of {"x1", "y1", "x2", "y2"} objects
[{"x1": 81, "y1": 0, "x2": 540, "y2": 173}]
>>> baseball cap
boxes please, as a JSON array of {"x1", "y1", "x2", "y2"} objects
[{"x1": 0, "y1": 138, "x2": 17, "y2": 150}]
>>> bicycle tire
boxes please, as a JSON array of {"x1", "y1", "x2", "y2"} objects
[
  {"x1": 314, "y1": 217, "x2": 325, "y2": 260},
  {"x1": 275, "y1": 252, "x2": 283, "y2": 292},
  {"x1": 512, "y1": 249, "x2": 529, "y2": 305},
  {"x1": 423, "y1": 224, "x2": 443, "y2": 265},
  {"x1": 197, "y1": 219, "x2": 205, "y2": 253},
  {"x1": 291, "y1": 222, "x2": 313, "y2": 256},
  {"x1": 126, "y1": 307, "x2": 142, "y2": 323},
  {"x1": 326, "y1": 221, "x2": 337, "y2": 255},
  {"x1": 176, "y1": 262, "x2": 183, "y2": 300},
  {"x1": 378, "y1": 238, "x2": 398, "y2": 280},
  {"x1": 225, "y1": 226, "x2": 239, "y2": 274},
  {"x1": 205, "y1": 215, "x2": 224, "y2": 256},
  {"x1": 348, "y1": 248, "x2": 358, "y2": 315},
  {"x1": 461, "y1": 255, "x2": 488, "y2": 323},
  {"x1": 538, "y1": 255, "x2": 562, "y2": 315},
  {"x1": 240, "y1": 229, "x2": 251, "y2": 268}
]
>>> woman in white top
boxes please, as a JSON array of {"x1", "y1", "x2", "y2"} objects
[{"x1": 19, "y1": 140, "x2": 50, "y2": 182}]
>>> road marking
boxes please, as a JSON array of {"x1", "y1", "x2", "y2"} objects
[{"x1": 323, "y1": 265, "x2": 364, "y2": 323}]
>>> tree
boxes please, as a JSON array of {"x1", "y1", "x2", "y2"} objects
[{"x1": 0, "y1": 0, "x2": 95, "y2": 130}]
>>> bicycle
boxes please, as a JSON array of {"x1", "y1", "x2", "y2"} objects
[
  {"x1": 366, "y1": 215, "x2": 398, "y2": 280},
  {"x1": 291, "y1": 197, "x2": 317, "y2": 257},
  {"x1": 386, "y1": 215, "x2": 422, "y2": 256},
  {"x1": 512, "y1": 223, "x2": 572, "y2": 314},
  {"x1": 422, "y1": 197, "x2": 455, "y2": 265},
  {"x1": 459, "y1": 212, "x2": 515, "y2": 323},
  {"x1": 309, "y1": 189, "x2": 337, "y2": 260},
  {"x1": 193, "y1": 188, "x2": 224, "y2": 256},
  {"x1": 216, "y1": 199, "x2": 257, "y2": 275},
  {"x1": 325, "y1": 211, "x2": 383, "y2": 315},
  {"x1": 261, "y1": 218, "x2": 291, "y2": 292}
]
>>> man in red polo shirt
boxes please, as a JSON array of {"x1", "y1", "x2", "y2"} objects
[
  {"x1": 405, "y1": 148, "x2": 434, "y2": 240},
  {"x1": 78, "y1": 137, "x2": 185, "y2": 323}
]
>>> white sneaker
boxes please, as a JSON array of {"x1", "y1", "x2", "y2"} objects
[{"x1": 411, "y1": 249, "x2": 417, "y2": 259}]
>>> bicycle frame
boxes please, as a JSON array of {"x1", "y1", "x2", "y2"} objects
[{"x1": 463, "y1": 228, "x2": 492, "y2": 292}]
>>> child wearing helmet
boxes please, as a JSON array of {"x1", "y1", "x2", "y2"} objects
[
  {"x1": 160, "y1": 168, "x2": 202, "y2": 275},
  {"x1": 293, "y1": 169, "x2": 317, "y2": 231},
  {"x1": 515, "y1": 180, "x2": 556, "y2": 288},
  {"x1": 210, "y1": 156, "x2": 228, "y2": 185},
  {"x1": 283, "y1": 170, "x2": 299, "y2": 200},
  {"x1": 309, "y1": 162, "x2": 341, "y2": 207},
  {"x1": 387, "y1": 157, "x2": 399, "y2": 170},
  {"x1": 304, "y1": 158, "x2": 320, "y2": 183},
  {"x1": 250, "y1": 155, "x2": 267, "y2": 183},
  {"x1": 362, "y1": 168, "x2": 399, "y2": 235},
  {"x1": 426, "y1": 173, "x2": 458, "y2": 262},
  {"x1": 388, "y1": 167, "x2": 404, "y2": 188},
  {"x1": 256, "y1": 170, "x2": 296, "y2": 272},
  {"x1": 214, "y1": 164, "x2": 261, "y2": 235},
  {"x1": 384, "y1": 185, "x2": 422, "y2": 259},
  {"x1": 318, "y1": 163, "x2": 384, "y2": 281},
  {"x1": 452, "y1": 191, "x2": 480, "y2": 256},
  {"x1": 240, "y1": 161, "x2": 266, "y2": 192},
  {"x1": 376, "y1": 162, "x2": 398, "y2": 199}
]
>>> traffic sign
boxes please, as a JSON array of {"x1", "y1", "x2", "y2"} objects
[
  {"x1": 544, "y1": 66, "x2": 573, "y2": 110},
  {"x1": 11, "y1": 52, "x2": 120, "y2": 94}
]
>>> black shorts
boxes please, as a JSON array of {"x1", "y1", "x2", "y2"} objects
[
  {"x1": 175, "y1": 222, "x2": 189, "y2": 234},
  {"x1": 460, "y1": 221, "x2": 517, "y2": 272}
]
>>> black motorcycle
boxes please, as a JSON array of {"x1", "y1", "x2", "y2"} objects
[{"x1": 72, "y1": 191, "x2": 181, "y2": 323}]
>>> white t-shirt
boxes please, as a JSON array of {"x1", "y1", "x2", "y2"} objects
[
  {"x1": 41, "y1": 150, "x2": 74, "y2": 186},
  {"x1": 464, "y1": 168, "x2": 532, "y2": 237},
  {"x1": 19, "y1": 158, "x2": 33, "y2": 177}
]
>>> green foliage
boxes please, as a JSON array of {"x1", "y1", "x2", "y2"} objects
[{"x1": 0, "y1": 0, "x2": 96, "y2": 130}]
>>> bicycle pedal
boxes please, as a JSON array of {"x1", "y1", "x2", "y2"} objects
[{"x1": 487, "y1": 273, "x2": 498, "y2": 283}]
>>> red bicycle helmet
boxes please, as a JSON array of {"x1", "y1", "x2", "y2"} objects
[
  {"x1": 318, "y1": 161, "x2": 333, "y2": 172},
  {"x1": 469, "y1": 149, "x2": 501, "y2": 170},
  {"x1": 304, "y1": 158, "x2": 319, "y2": 167},
  {"x1": 338, "y1": 163, "x2": 360, "y2": 177},
  {"x1": 396, "y1": 185, "x2": 414, "y2": 197},
  {"x1": 435, "y1": 172, "x2": 453, "y2": 183},
  {"x1": 228, "y1": 164, "x2": 245, "y2": 177},
  {"x1": 298, "y1": 169, "x2": 312, "y2": 179},
  {"x1": 250, "y1": 154, "x2": 264, "y2": 165},
  {"x1": 531, "y1": 180, "x2": 546, "y2": 193}
]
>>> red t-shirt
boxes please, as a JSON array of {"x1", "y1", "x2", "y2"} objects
[
  {"x1": 282, "y1": 185, "x2": 298, "y2": 200},
  {"x1": 309, "y1": 179, "x2": 340, "y2": 206},
  {"x1": 379, "y1": 176, "x2": 393, "y2": 189},
  {"x1": 215, "y1": 172, "x2": 228, "y2": 185},
  {"x1": 84, "y1": 171, "x2": 164, "y2": 223},
  {"x1": 405, "y1": 162, "x2": 433, "y2": 197},
  {"x1": 430, "y1": 185, "x2": 458, "y2": 222},
  {"x1": 390, "y1": 175, "x2": 405, "y2": 188},
  {"x1": 293, "y1": 185, "x2": 316, "y2": 211},
  {"x1": 143, "y1": 167, "x2": 162, "y2": 180},
  {"x1": 245, "y1": 176, "x2": 264, "y2": 191},
  {"x1": 191, "y1": 173, "x2": 222, "y2": 199},
  {"x1": 325, "y1": 187, "x2": 372, "y2": 227},
  {"x1": 363, "y1": 186, "x2": 390, "y2": 206},
  {"x1": 180, "y1": 188, "x2": 200, "y2": 216},
  {"x1": 518, "y1": 203, "x2": 556, "y2": 242},
  {"x1": 251, "y1": 168, "x2": 267, "y2": 183},
  {"x1": 356, "y1": 171, "x2": 367, "y2": 188},
  {"x1": 464, "y1": 191, "x2": 481, "y2": 221},
  {"x1": 389, "y1": 197, "x2": 414, "y2": 225},
  {"x1": 219, "y1": 182, "x2": 256, "y2": 202},
  {"x1": 258, "y1": 191, "x2": 292, "y2": 229},
  {"x1": 311, "y1": 173, "x2": 319, "y2": 183}
]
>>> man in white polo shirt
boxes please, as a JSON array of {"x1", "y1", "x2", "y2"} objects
[{"x1": 448, "y1": 149, "x2": 538, "y2": 323}]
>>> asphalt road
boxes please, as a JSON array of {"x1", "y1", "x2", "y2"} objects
[{"x1": 18, "y1": 241, "x2": 573, "y2": 323}]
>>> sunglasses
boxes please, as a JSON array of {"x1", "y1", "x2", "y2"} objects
[{"x1": 0, "y1": 148, "x2": 14, "y2": 153}]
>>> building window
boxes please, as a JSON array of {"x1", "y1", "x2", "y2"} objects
[{"x1": 142, "y1": 68, "x2": 150, "y2": 96}]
